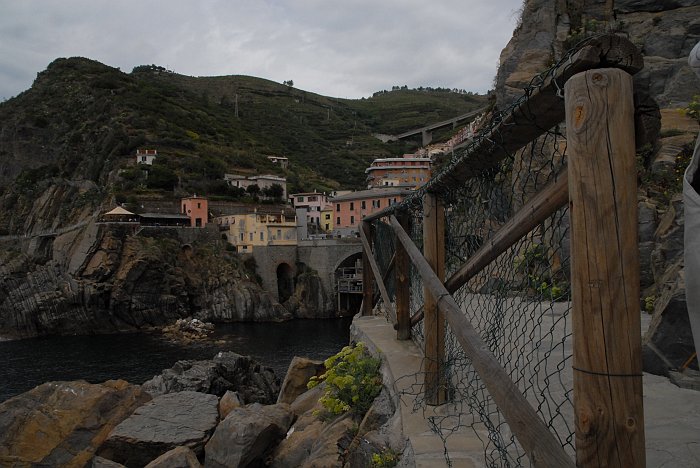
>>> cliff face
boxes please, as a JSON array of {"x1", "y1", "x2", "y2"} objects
[
  {"x1": 0, "y1": 220, "x2": 289, "y2": 339},
  {"x1": 496, "y1": 0, "x2": 700, "y2": 110}
]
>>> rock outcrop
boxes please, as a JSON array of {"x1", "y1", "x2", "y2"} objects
[
  {"x1": 205, "y1": 403, "x2": 295, "y2": 468},
  {"x1": 144, "y1": 446, "x2": 201, "y2": 468},
  {"x1": 277, "y1": 356, "x2": 325, "y2": 404},
  {"x1": 97, "y1": 391, "x2": 219, "y2": 466},
  {"x1": 0, "y1": 380, "x2": 150, "y2": 467},
  {"x1": 141, "y1": 351, "x2": 280, "y2": 403},
  {"x1": 0, "y1": 222, "x2": 286, "y2": 338}
]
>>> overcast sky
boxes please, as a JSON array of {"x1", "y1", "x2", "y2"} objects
[{"x1": 0, "y1": 0, "x2": 522, "y2": 101}]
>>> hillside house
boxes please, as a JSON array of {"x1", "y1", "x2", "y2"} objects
[
  {"x1": 267, "y1": 156, "x2": 289, "y2": 169},
  {"x1": 365, "y1": 154, "x2": 431, "y2": 189},
  {"x1": 181, "y1": 196, "x2": 208, "y2": 227},
  {"x1": 224, "y1": 174, "x2": 287, "y2": 199},
  {"x1": 217, "y1": 210, "x2": 297, "y2": 253},
  {"x1": 136, "y1": 149, "x2": 157, "y2": 165},
  {"x1": 289, "y1": 192, "x2": 332, "y2": 231},
  {"x1": 331, "y1": 187, "x2": 412, "y2": 237}
]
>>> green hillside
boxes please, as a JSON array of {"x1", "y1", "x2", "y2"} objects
[{"x1": 0, "y1": 57, "x2": 486, "y2": 221}]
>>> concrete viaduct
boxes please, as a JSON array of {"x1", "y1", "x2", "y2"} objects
[
  {"x1": 373, "y1": 106, "x2": 487, "y2": 146},
  {"x1": 252, "y1": 238, "x2": 363, "y2": 310}
]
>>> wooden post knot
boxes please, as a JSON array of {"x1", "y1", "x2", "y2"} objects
[{"x1": 591, "y1": 71, "x2": 609, "y2": 86}]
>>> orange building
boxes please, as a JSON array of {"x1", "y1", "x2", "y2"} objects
[
  {"x1": 365, "y1": 154, "x2": 431, "y2": 189},
  {"x1": 331, "y1": 188, "x2": 411, "y2": 236},
  {"x1": 181, "y1": 196, "x2": 208, "y2": 227}
]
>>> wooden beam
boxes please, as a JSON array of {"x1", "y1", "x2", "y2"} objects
[
  {"x1": 565, "y1": 68, "x2": 645, "y2": 467},
  {"x1": 425, "y1": 35, "x2": 643, "y2": 194},
  {"x1": 360, "y1": 221, "x2": 397, "y2": 323},
  {"x1": 373, "y1": 253, "x2": 395, "y2": 304},
  {"x1": 395, "y1": 211, "x2": 411, "y2": 340},
  {"x1": 423, "y1": 193, "x2": 446, "y2": 405},
  {"x1": 361, "y1": 221, "x2": 375, "y2": 316},
  {"x1": 445, "y1": 171, "x2": 569, "y2": 292},
  {"x1": 389, "y1": 215, "x2": 575, "y2": 467}
]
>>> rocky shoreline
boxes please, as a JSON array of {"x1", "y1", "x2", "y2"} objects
[{"x1": 0, "y1": 345, "x2": 406, "y2": 467}]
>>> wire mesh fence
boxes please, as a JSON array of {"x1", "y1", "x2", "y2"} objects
[{"x1": 358, "y1": 35, "x2": 635, "y2": 467}]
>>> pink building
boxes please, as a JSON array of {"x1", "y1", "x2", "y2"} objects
[
  {"x1": 181, "y1": 196, "x2": 208, "y2": 227},
  {"x1": 365, "y1": 154, "x2": 431, "y2": 189},
  {"x1": 331, "y1": 188, "x2": 411, "y2": 236}
]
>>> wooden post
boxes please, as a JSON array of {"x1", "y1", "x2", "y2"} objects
[
  {"x1": 395, "y1": 210, "x2": 411, "y2": 340},
  {"x1": 565, "y1": 68, "x2": 645, "y2": 467},
  {"x1": 423, "y1": 193, "x2": 446, "y2": 405},
  {"x1": 361, "y1": 221, "x2": 375, "y2": 316}
]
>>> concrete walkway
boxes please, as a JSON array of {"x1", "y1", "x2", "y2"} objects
[{"x1": 352, "y1": 314, "x2": 700, "y2": 468}]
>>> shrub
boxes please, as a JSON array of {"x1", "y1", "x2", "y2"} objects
[
  {"x1": 308, "y1": 342, "x2": 382, "y2": 416},
  {"x1": 371, "y1": 449, "x2": 399, "y2": 468}
]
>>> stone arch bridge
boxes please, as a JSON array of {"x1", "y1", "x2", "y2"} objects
[{"x1": 252, "y1": 238, "x2": 363, "y2": 312}]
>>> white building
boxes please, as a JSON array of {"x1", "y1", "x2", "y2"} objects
[
  {"x1": 136, "y1": 149, "x2": 157, "y2": 165},
  {"x1": 224, "y1": 174, "x2": 287, "y2": 199}
]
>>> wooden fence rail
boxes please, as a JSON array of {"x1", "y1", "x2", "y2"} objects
[{"x1": 359, "y1": 34, "x2": 646, "y2": 468}]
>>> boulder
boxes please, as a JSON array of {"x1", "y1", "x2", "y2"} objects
[
  {"x1": 144, "y1": 446, "x2": 201, "y2": 468},
  {"x1": 98, "y1": 391, "x2": 218, "y2": 466},
  {"x1": 142, "y1": 351, "x2": 279, "y2": 404},
  {"x1": 277, "y1": 357, "x2": 325, "y2": 404},
  {"x1": 205, "y1": 403, "x2": 295, "y2": 468},
  {"x1": 0, "y1": 380, "x2": 149, "y2": 467},
  {"x1": 269, "y1": 413, "x2": 355, "y2": 468},
  {"x1": 92, "y1": 456, "x2": 127, "y2": 467},
  {"x1": 218, "y1": 390, "x2": 241, "y2": 419}
]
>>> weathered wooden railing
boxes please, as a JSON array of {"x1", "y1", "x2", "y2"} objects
[{"x1": 359, "y1": 34, "x2": 646, "y2": 467}]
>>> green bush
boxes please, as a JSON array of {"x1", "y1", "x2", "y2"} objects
[
  {"x1": 308, "y1": 342, "x2": 382, "y2": 416},
  {"x1": 371, "y1": 449, "x2": 399, "y2": 468}
]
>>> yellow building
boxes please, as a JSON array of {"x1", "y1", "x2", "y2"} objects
[
  {"x1": 320, "y1": 208, "x2": 334, "y2": 233},
  {"x1": 218, "y1": 211, "x2": 297, "y2": 253}
]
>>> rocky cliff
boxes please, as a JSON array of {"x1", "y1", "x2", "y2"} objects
[
  {"x1": 0, "y1": 220, "x2": 289, "y2": 339},
  {"x1": 496, "y1": 0, "x2": 700, "y2": 373}
]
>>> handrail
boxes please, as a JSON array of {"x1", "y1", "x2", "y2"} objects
[
  {"x1": 359, "y1": 222, "x2": 397, "y2": 324},
  {"x1": 389, "y1": 214, "x2": 575, "y2": 467}
]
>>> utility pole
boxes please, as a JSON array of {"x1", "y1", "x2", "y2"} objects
[{"x1": 234, "y1": 93, "x2": 239, "y2": 118}]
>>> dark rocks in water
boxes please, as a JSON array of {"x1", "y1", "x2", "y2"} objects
[
  {"x1": 97, "y1": 391, "x2": 218, "y2": 466},
  {"x1": 205, "y1": 403, "x2": 295, "y2": 468},
  {"x1": 0, "y1": 380, "x2": 150, "y2": 467},
  {"x1": 141, "y1": 351, "x2": 280, "y2": 404}
]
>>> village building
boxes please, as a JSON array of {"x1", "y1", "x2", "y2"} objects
[
  {"x1": 216, "y1": 210, "x2": 297, "y2": 253},
  {"x1": 365, "y1": 154, "x2": 431, "y2": 189},
  {"x1": 289, "y1": 192, "x2": 332, "y2": 230},
  {"x1": 320, "y1": 207, "x2": 334, "y2": 233},
  {"x1": 224, "y1": 174, "x2": 287, "y2": 199},
  {"x1": 267, "y1": 156, "x2": 289, "y2": 169},
  {"x1": 331, "y1": 187, "x2": 412, "y2": 237},
  {"x1": 181, "y1": 196, "x2": 208, "y2": 227},
  {"x1": 135, "y1": 149, "x2": 157, "y2": 165}
]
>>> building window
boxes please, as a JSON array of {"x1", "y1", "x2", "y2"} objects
[
  {"x1": 309, "y1": 196, "x2": 317, "y2": 202},
  {"x1": 376, "y1": 200, "x2": 381, "y2": 208},
  {"x1": 240, "y1": 233, "x2": 244, "y2": 241},
  {"x1": 182, "y1": 204, "x2": 186, "y2": 213},
  {"x1": 337, "y1": 217, "x2": 341, "y2": 225},
  {"x1": 249, "y1": 232, "x2": 253, "y2": 241},
  {"x1": 350, "y1": 215, "x2": 355, "y2": 225},
  {"x1": 277, "y1": 229, "x2": 282, "y2": 238},
  {"x1": 197, "y1": 202, "x2": 201, "y2": 209},
  {"x1": 361, "y1": 200, "x2": 366, "y2": 209},
  {"x1": 350, "y1": 202, "x2": 354, "y2": 210},
  {"x1": 260, "y1": 232, "x2": 264, "y2": 241},
  {"x1": 325, "y1": 214, "x2": 330, "y2": 220},
  {"x1": 298, "y1": 196, "x2": 304, "y2": 202},
  {"x1": 325, "y1": 223, "x2": 329, "y2": 230},
  {"x1": 336, "y1": 204, "x2": 340, "y2": 212}
]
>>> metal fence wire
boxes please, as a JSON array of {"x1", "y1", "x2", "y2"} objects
[{"x1": 361, "y1": 35, "x2": 622, "y2": 467}]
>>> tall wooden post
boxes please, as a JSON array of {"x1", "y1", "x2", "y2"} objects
[
  {"x1": 565, "y1": 68, "x2": 645, "y2": 467},
  {"x1": 361, "y1": 220, "x2": 375, "y2": 316},
  {"x1": 423, "y1": 193, "x2": 446, "y2": 405},
  {"x1": 395, "y1": 210, "x2": 411, "y2": 340}
]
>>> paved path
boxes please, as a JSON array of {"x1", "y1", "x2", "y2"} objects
[{"x1": 352, "y1": 314, "x2": 700, "y2": 467}]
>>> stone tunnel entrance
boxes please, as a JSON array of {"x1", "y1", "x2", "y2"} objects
[
  {"x1": 335, "y1": 253, "x2": 363, "y2": 315},
  {"x1": 276, "y1": 262, "x2": 295, "y2": 303}
]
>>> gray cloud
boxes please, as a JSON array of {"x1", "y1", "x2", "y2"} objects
[{"x1": 0, "y1": 0, "x2": 520, "y2": 100}]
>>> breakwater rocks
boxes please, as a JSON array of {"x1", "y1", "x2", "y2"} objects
[{"x1": 0, "y1": 351, "x2": 403, "y2": 467}]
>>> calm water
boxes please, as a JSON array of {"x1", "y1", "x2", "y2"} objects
[{"x1": 0, "y1": 318, "x2": 352, "y2": 402}]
